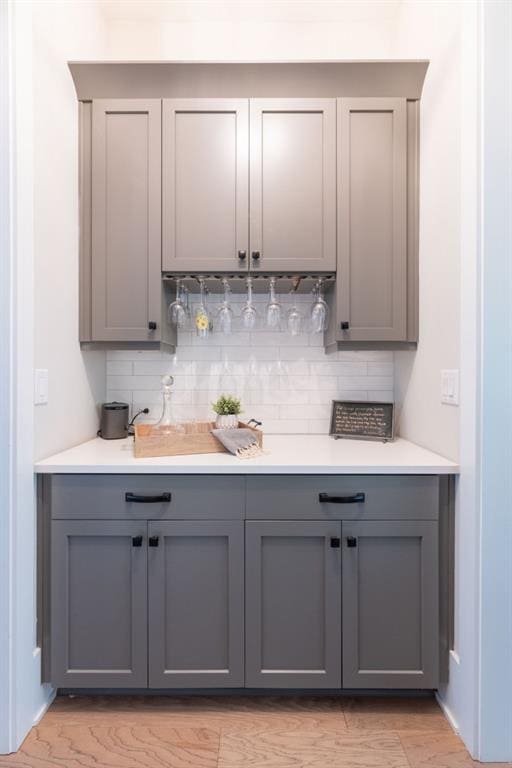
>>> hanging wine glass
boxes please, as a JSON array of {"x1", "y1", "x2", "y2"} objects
[
  {"x1": 310, "y1": 277, "x2": 330, "y2": 333},
  {"x1": 266, "y1": 276, "x2": 282, "y2": 329},
  {"x1": 167, "y1": 278, "x2": 187, "y2": 328},
  {"x1": 287, "y1": 290, "x2": 302, "y2": 336},
  {"x1": 241, "y1": 276, "x2": 258, "y2": 330},
  {"x1": 217, "y1": 278, "x2": 234, "y2": 334},
  {"x1": 194, "y1": 278, "x2": 210, "y2": 338}
]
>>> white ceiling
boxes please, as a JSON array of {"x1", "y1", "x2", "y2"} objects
[{"x1": 98, "y1": 0, "x2": 403, "y2": 24}]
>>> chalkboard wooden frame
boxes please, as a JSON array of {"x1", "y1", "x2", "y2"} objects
[{"x1": 329, "y1": 400, "x2": 395, "y2": 442}]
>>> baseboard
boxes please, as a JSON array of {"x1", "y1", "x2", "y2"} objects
[
  {"x1": 33, "y1": 688, "x2": 56, "y2": 726},
  {"x1": 435, "y1": 692, "x2": 460, "y2": 735}
]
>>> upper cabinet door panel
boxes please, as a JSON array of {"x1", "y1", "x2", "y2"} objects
[
  {"x1": 337, "y1": 98, "x2": 407, "y2": 342},
  {"x1": 250, "y1": 99, "x2": 336, "y2": 272},
  {"x1": 162, "y1": 99, "x2": 249, "y2": 272},
  {"x1": 91, "y1": 99, "x2": 161, "y2": 342}
]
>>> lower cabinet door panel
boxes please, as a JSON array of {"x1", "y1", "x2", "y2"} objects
[
  {"x1": 51, "y1": 520, "x2": 148, "y2": 688},
  {"x1": 148, "y1": 520, "x2": 244, "y2": 687},
  {"x1": 245, "y1": 521, "x2": 342, "y2": 688},
  {"x1": 342, "y1": 520, "x2": 439, "y2": 689}
]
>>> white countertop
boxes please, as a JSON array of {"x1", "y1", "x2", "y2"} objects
[{"x1": 34, "y1": 435, "x2": 458, "y2": 475}]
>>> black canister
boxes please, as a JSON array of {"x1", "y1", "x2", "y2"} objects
[{"x1": 98, "y1": 402, "x2": 129, "y2": 439}]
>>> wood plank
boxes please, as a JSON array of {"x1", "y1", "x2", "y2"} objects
[
  {"x1": 343, "y1": 696, "x2": 452, "y2": 732},
  {"x1": 218, "y1": 727, "x2": 409, "y2": 768},
  {"x1": 0, "y1": 725, "x2": 219, "y2": 767},
  {"x1": 398, "y1": 730, "x2": 512, "y2": 768}
]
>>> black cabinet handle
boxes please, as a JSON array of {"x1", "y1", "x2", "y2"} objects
[
  {"x1": 148, "y1": 321, "x2": 157, "y2": 331},
  {"x1": 125, "y1": 492, "x2": 171, "y2": 504},
  {"x1": 347, "y1": 536, "x2": 358, "y2": 548},
  {"x1": 238, "y1": 250, "x2": 247, "y2": 260},
  {"x1": 251, "y1": 251, "x2": 260, "y2": 261},
  {"x1": 340, "y1": 321, "x2": 349, "y2": 330},
  {"x1": 318, "y1": 492, "x2": 365, "y2": 504},
  {"x1": 149, "y1": 535, "x2": 160, "y2": 547},
  {"x1": 330, "y1": 537, "x2": 341, "y2": 548},
  {"x1": 132, "y1": 535, "x2": 143, "y2": 547}
]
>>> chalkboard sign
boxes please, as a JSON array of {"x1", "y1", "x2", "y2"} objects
[{"x1": 329, "y1": 400, "x2": 394, "y2": 442}]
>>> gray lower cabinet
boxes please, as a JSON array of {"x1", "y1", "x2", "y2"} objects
[
  {"x1": 44, "y1": 475, "x2": 446, "y2": 691},
  {"x1": 51, "y1": 520, "x2": 148, "y2": 688},
  {"x1": 342, "y1": 520, "x2": 439, "y2": 689},
  {"x1": 245, "y1": 521, "x2": 342, "y2": 688},
  {"x1": 148, "y1": 521, "x2": 244, "y2": 688}
]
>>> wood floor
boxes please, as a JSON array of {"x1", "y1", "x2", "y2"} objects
[{"x1": 0, "y1": 694, "x2": 509, "y2": 767}]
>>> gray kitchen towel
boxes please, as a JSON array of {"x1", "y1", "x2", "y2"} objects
[{"x1": 211, "y1": 428, "x2": 264, "y2": 459}]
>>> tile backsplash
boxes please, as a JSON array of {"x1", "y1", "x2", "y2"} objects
[{"x1": 107, "y1": 295, "x2": 394, "y2": 434}]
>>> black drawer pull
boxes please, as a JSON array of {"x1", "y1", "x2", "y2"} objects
[
  {"x1": 125, "y1": 492, "x2": 171, "y2": 504},
  {"x1": 318, "y1": 492, "x2": 365, "y2": 504},
  {"x1": 330, "y1": 537, "x2": 341, "y2": 548},
  {"x1": 347, "y1": 536, "x2": 358, "y2": 548},
  {"x1": 132, "y1": 535, "x2": 143, "y2": 547},
  {"x1": 149, "y1": 536, "x2": 160, "y2": 547}
]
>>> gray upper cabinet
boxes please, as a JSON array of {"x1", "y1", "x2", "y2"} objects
[
  {"x1": 148, "y1": 520, "x2": 244, "y2": 688},
  {"x1": 245, "y1": 520, "x2": 342, "y2": 688},
  {"x1": 91, "y1": 99, "x2": 162, "y2": 342},
  {"x1": 162, "y1": 99, "x2": 249, "y2": 272},
  {"x1": 342, "y1": 520, "x2": 439, "y2": 689},
  {"x1": 330, "y1": 97, "x2": 409, "y2": 343},
  {"x1": 249, "y1": 99, "x2": 336, "y2": 273},
  {"x1": 50, "y1": 520, "x2": 148, "y2": 688}
]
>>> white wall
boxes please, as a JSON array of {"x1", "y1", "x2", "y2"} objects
[
  {"x1": 33, "y1": 0, "x2": 107, "y2": 461},
  {"x1": 0, "y1": 0, "x2": 107, "y2": 753},
  {"x1": 477, "y1": 1, "x2": 512, "y2": 759},
  {"x1": 393, "y1": 2, "x2": 461, "y2": 462},
  {"x1": 102, "y1": 0, "x2": 397, "y2": 60}
]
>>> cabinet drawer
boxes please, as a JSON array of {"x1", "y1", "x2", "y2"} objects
[
  {"x1": 246, "y1": 476, "x2": 439, "y2": 520},
  {"x1": 51, "y1": 475, "x2": 245, "y2": 520}
]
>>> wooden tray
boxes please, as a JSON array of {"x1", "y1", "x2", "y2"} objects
[{"x1": 134, "y1": 421, "x2": 263, "y2": 459}]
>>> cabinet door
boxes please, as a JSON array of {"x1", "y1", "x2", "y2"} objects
[
  {"x1": 337, "y1": 98, "x2": 407, "y2": 341},
  {"x1": 245, "y1": 521, "x2": 342, "y2": 688},
  {"x1": 162, "y1": 99, "x2": 249, "y2": 272},
  {"x1": 342, "y1": 521, "x2": 439, "y2": 688},
  {"x1": 51, "y1": 521, "x2": 147, "y2": 687},
  {"x1": 250, "y1": 99, "x2": 336, "y2": 272},
  {"x1": 91, "y1": 99, "x2": 162, "y2": 342},
  {"x1": 148, "y1": 521, "x2": 244, "y2": 687}
]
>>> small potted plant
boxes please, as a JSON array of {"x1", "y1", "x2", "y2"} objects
[{"x1": 212, "y1": 394, "x2": 242, "y2": 430}]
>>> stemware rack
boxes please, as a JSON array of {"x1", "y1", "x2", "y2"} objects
[{"x1": 162, "y1": 273, "x2": 335, "y2": 295}]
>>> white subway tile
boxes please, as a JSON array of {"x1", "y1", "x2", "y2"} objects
[
  {"x1": 224, "y1": 347, "x2": 280, "y2": 362},
  {"x1": 106, "y1": 389, "x2": 133, "y2": 404},
  {"x1": 131, "y1": 390, "x2": 163, "y2": 404},
  {"x1": 280, "y1": 375, "x2": 338, "y2": 391},
  {"x1": 107, "y1": 374, "x2": 163, "y2": 390},
  {"x1": 247, "y1": 390, "x2": 309, "y2": 406},
  {"x1": 367, "y1": 362, "x2": 394, "y2": 377},
  {"x1": 106, "y1": 360, "x2": 133, "y2": 375},
  {"x1": 280, "y1": 404, "x2": 331, "y2": 420},
  {"x1": 337, "y1": 350, "x2": 394, "y2": 362},
  {"x1": 367, "y1": 391, "x2": 395, "y2": 403},
  {"x1": 107, "y1": 349, "x2": 166, "y2": 361},
  {"x1": 311, "y1": 361, "x2": 367, "y2": 376},
  {"x1": 278, "y1": 346, "x2": 327, "y2": 361},
  {"x1": 254, "y1": 332, "x2": 308, "y2": 347},
  {"x1": 338, "y1": 376, "x2": 393, "y2": 390},
  {"x1": 263, "y1": 420, "x2": 308, "y2": 434},
  {"x1": 176, "y1": 346, "x2": 221, "y2": 361},
  {"x1": 308, "y1": 419, "x2": 331, "y2": 434}
]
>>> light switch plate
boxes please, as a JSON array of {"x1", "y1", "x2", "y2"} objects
[
  {"x1": 441, "y1": 369, "x2": 459, "y2": 406},
  {"x1": 34, "y1": 369, "x2": 49, "y2": 405}
]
